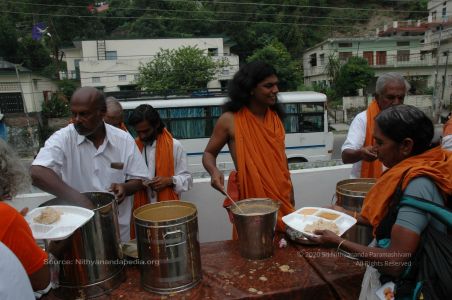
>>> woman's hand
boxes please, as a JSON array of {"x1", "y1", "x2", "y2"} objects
[{"x1": 305, "y1": 229, "x2": 343, "y2": 248}]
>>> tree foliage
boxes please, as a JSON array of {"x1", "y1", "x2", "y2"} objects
[
  {"x1": 136, "y1": 46, "x2": 224, "y2": 93},
  {"x1": 335, "y1": 56, "x2": 375, "y2": 97},
  {"x1": 247, "y1": 40, "x2": 302, "y2": 91}
]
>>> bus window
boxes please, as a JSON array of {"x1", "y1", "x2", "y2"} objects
[
  {"x1": 163, "y1": 107, "x2": 207, "y2": 139},
  {"x1": 300, "y1": 114, "x2": 324, "y2": 133},
  {"x1": 301, "y1": 103, "x2": 324, "y2": 113},
  {"x1": 283, "y1": 103, "x2": 299, "y2": 133}
]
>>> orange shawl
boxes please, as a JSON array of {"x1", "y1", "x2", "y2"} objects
[
  {"x1": 360, "y1": 100, "x2": 383, "y2": 178},
  {"x1": 361, "y1": 146, "x2": 452, "y2": 234},
  {"x1": 444, "y1": 117, "x2": 452, "y2": 136},
  {"x1": 131, "y1": 128, "x2": 179, "y2": 238},
  {"x1": 226, "y1": 107, "x2": 294, "y2": 232}
]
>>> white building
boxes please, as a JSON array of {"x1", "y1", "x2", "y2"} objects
[
  {"x1": 0, "y1": 60, "x2": 57, "y2": 113},
  {"x1": 60, "y1": 38, "x2": 239, "y2": 93},
  {"x1": 303, "y1": 0, "x2": 452, "y2": 107}
]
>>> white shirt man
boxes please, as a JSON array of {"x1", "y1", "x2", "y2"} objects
[
  {"x1": 142, "y1": 139, "x2": 192, "y2": 202},
  {"x1": 32, "y1": 124, "x2": 149, "y2": 242}
]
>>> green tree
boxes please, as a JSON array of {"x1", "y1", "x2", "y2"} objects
[
  {"x1": 247, "y1": 40, "x2": 302, "y2": 91},
  {"x1": 136, "y1": 46, "x2": 224, "y2": 93},
  {"x1": 335, "y1": 56, "x2": 374, "y2": 97}
]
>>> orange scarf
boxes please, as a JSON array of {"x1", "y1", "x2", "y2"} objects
[
  {"x1": 444, "y1": 118, "x2": 452, "y2": 136},
  {"x1": 131, "y1": 128, "x2": 179, "y2": 239},
  {"x1": 361, "y1": 100, "x2": 383, "y2": 178},
  {"x1": 119, "y1": 122, "x2": 128, "y2": 132},
  {"x1": 361, "y1": 146, "x2": 452, "y2": 234},
  {"x1": 227, "y1": 107, "x2": 294, "y2": 232}
]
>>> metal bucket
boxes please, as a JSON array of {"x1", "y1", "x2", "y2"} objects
[
  {"x1": 336, "y1": 179, "x2": 376, "y2": 246},
  {"x1": 230, "y1": 198, "x2": 280, "y2": 260},
  {"x1": 134, "y1": 201, "x2": 202, "y2": 294},
  {"x1": 42, "y1": 192, "x2": 125, "y2": 299}
]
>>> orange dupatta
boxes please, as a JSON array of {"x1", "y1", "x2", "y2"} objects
[
  {"x1": 361, "y1": 146, "x2": 452, "y2": 234},
  {"x1": 444, "y1": 117, "x2": 452, "y2": 136},
  {"x1": 227, "y1": 107, "x2": 294, "y2": 232},
  {"x1": 360, "y1": 100, "x2": 383, "y2": 178},
  {"x1": 131, "y1": 128, "x2": 179, "y2": 239}
]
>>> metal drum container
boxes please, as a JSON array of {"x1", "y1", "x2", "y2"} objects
[
  {"x1": 42, "y1": 192, "x2": 125, "y2": 299},
  {"x1": 336, "y1": 179, "x2": 376, "y2": 246},
  {"x1": 230, "y1": 198, "x2": 280, "y2": 260},
  {"x1": 134, "y1": 201, "x2": 202, "y2": 294}
]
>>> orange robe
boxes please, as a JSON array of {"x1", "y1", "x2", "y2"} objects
[
  {"x1": 361, "y1": 146, "x2": 452, "y2": 234},
  {"x1": 444, "y1": 117, "x2": 452, "y2": 136},
  {"x1": 360, "y1": 100, "x2": 383, "y2": 178},
  {"x1": 130, "y1": 128, "x2": 179, "y2": 239},
  {"x1": 224, "y1": 107, "x2": 294, "y2": 234}
]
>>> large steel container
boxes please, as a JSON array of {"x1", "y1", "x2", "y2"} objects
[
  {"x1": 231, "y1": 198, "x2": 279, "y2": 260},
  {"x1": 42, "y1": 192, "x2": 125, "y2": 299},
  {"x1": 336, "y1": 179, "x2": 376, "y2": 246},
  {"x1": 134, "y1": 201, "x2": 202, "y2": 294}
]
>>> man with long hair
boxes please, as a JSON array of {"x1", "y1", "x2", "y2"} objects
[{"x1": 203, "y1": 61, "x2": 295, "y2": 235}]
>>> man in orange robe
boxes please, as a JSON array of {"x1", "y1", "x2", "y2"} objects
[
  {"x1": 341, "y1": 72, "x2": 409, "y2": 178},
  {"x1": 128, "y1": 104, "x2": 192, "y2": 238},
  {"x1": 203, "y1": 61, "x2": 295, "y2": 234}
]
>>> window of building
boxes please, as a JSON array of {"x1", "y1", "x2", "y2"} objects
[
  {"x1": 106, "y1": 51, "x2": 117, "y2": 60},
  {"x1": 397, "y1": 50, "x2": 410, "y2": 62},
  {"x1": 339, "y1": 52, "x2": 352, "y2": 62},
  {"x1": 363, "y1": 51, "x2": 373, "y2": 65},
  {"x1": 208, "y1": 48, "x2": 218, "y2": 56},
  {"x1": 432, "y1": 11, "x2": 437, "y2": 21},
  {"x1": 134, "y1": 74, "x2": 139, "y2": 81},
  {"x1": 319, "y1": 54, "x2": 325, "y2": 66},
  {"x1": 338, "y1": 42, "x2": 352, "y2": 48},
  {"x1": 92, "y1": 77, "x2": 100, "y2": 83},
  {"x1": 442, "y1": 7, "x2": 447, "y2": 19},
  {"x1": 397, "y1": 41, "x2": 410, "y2": 47},
  {"x1": 309, "y1": 53, "x2": 317, "y2": 67},
  {"x1": 376, "y1": 51, "x2": 387, "y2": 65},
  {"x1": 118, "y1": 75, "x2": 127, "y2": 81}
]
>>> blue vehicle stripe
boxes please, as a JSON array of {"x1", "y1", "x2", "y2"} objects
[{"x1": 187, "y1": 145, "x2": 326, "y2": 156}]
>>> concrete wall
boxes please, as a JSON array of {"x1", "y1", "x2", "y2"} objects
[{"x1": 11, "y1": 165, "x2": 353, "y2": 243}]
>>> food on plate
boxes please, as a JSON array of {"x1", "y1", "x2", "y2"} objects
[
  {"x1": 384, "y1": 287, "x2": 394, "y2": 300},
  {"x1": 304, "y1": 219, "x2": 340, "y2": 235},
  {"x1": 297, "y1": 208, "x2": 318, "y2": 215},
  {"x1": 33, "y1": 207, "x2": 62, "y2": 225},
  {"x1": 317, "y1": 211, "x2": 340, "y2": 220}
]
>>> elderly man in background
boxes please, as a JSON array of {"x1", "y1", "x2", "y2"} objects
[
  {"x1": 341, "y1": 72, "x2": 410, "y2": 178},
  {"x1": 31, "y1": 87, "x2": 149, "y2": 242},
  {"x1": 104, "y1": 96, "x2": 128, "y2": 131}
]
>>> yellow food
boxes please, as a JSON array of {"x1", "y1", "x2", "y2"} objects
[
  {"x1": 33, "y1": 207, "x2": 62, "y2": 225},
  {"x1": 304, "y1": 219, "x2": 340, "y2": 235},
  {"x1": 317, "y1": 212, "x2": 340, "y2": 220},
  {"x1": 297, "y1": 208, "x2": 318, "y2": 215}
]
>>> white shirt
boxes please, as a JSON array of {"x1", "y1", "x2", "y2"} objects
[
  {"x1": 341, "y1": 111, "x2": 367, "y2": 179},
  {"x1": 0, "y1": 242, "x2": 35, "y2": 300},
  {"x1": 442, "y1": 135, "x2": 452, "y2": 151},
  {"x1": 32, "y1": 123, "x2": 149, "y2": 242},
  {"x1": 142, "y1": 138, "x2": 192, "y2": 202}
]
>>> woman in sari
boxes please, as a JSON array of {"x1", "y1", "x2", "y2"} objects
[{"x1": 309, "y1": 105, "x2": 452, "y2": 299}]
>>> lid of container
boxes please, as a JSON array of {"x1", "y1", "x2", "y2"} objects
[
  {"x1": 336, "y1": 179, "x2": 376, "y2": 197},
  {"x1": 230, "y1": 198, "x2": 279, "y2": 216}
]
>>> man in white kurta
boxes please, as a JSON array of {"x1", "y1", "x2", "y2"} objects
[
  {"x1": 140, "y1": 138, "x2": 192, "y2": 202},
  {"x1": 31, "y1": 87, "x2": 149, "y2": 242}
]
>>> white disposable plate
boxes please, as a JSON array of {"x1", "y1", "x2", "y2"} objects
[
  {"x1": 283, "y1": 207, "x2": 357, "y2": 239},
  {"x1": 25, "y1": 206, "x2": 94, "y2": 241}
]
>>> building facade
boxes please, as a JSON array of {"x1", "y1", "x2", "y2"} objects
[
  {"x1": 60, "y1": 38, "x2": 239, "y2": 93},
  {"x1": 303, "y1": 0, "x2": 452, "y2": 107},
  {"x1": 0, "y1": 60, "x2": 57, "y2": 113}
]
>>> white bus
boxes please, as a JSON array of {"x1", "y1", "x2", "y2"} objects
[{"x1": 120, "y1": 91, "x2": 333, "y2": 173}]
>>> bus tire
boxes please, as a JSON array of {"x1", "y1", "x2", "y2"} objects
[{"x1": 288, "y1": 157, "x2": 308, "y2": 164}]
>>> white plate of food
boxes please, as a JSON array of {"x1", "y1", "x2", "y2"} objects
[
  {"x1": 283, "y1": 207, "x2": 357, "y2": 240},
  {"x1": 25, "y1": 206, "x2": 94, "y2": 241}
]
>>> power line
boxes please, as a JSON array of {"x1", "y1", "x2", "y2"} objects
[
  {"x1": 4, "y1": 0, "x2": 371, "y2": 22},
  {"x1": 1, "y1": 10, "x2": 357, "y2": 28}
]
